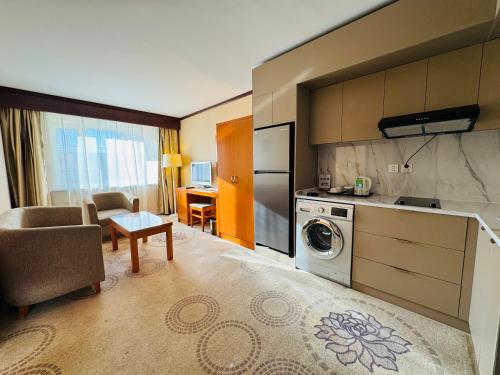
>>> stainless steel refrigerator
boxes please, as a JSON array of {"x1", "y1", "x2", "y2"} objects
[{"x1": 253, "y1": 122, "x2": 294, "y2": 257}]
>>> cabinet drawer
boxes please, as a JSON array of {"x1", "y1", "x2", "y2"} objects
[
  {"x1": 354, "y1": 205, "x2": 467, "y2": 251},
  {"x1": 353, "y1": 257, "x2": 461, "y2": 316},
  {"x1": 354, "y1": 231, "x2": 464, "y2": 284}
]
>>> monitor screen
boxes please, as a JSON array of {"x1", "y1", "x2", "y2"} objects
[{"x1": 191, "y1": 161, "x2": 212, "y2": 186}]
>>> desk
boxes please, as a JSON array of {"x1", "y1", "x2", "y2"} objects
[{"x1": 176, "y1": 187, "x2": 219, "y2": 235}]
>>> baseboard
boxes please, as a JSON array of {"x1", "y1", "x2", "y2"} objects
[
  {"x1": 352, "y1": 282, "x2": 470, "y2": 332},
  {"x1": 220, "y1": 233, "x2": 254, "y2": 250}
]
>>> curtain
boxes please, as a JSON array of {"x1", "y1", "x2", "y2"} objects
[
  {"x1": 158, "y1": 128, "x2": 179, "y2": 214},
  {"x1": 0, "y1": 107, "x2": 48, "y2": 207},
  {"x1": 41, "y1": 112, "x2": 160, "y2": 212}
]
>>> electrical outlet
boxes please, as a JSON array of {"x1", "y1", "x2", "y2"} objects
[
  {"x1": 388, "y1": 164, "x2": 399, "y2": 173},
  {"x1": 318, "y1": 174, "x2": 331, "y2": 190},
  {"x1": 401, "y1": 164, "x2": 413, "y2": 173}
]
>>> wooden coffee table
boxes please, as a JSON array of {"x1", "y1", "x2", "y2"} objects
[{"x1": 109, "y1": 211, "x2": 173, "y2": 273}]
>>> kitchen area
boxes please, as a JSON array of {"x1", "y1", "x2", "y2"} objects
[{"x1": 252, "y1": 1, "x2": 500, "y2": 374}]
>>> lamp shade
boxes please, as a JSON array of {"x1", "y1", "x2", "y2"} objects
[{"x1": 162, "y1": 153, "x2": 182, "y2": 168}]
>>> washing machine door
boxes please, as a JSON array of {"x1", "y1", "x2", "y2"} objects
[{"x1": 301, "y1": 217, "x2": 344, "y2": 259}]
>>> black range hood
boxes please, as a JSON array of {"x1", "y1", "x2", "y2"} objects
[{"x1": 378, "y1": 104, "x2": 480, "y2": 139}]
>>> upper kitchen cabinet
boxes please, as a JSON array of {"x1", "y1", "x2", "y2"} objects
[
  {"x1": 253, "y1": 92, "x2": 273, "y2": 129},
  {"x1": 253, "y1": 87, "x2": 296, "y2": 129},
  {"x1": 425, "y1": 44, "x2": 482, "y2": 111},
  {"x1": 476, "y1": 38, "x2": 500, "y2": 131},
  {"x1": 342, "y1": 71, "x2": 385, "y2": 142},
  {"x1": 383, "y1": 59, "x2": 427, "y2": 117},
  {"x1": 273, "y1": 86, "x2": 296, "y2": 125},
  {"x1": 309, "y1": 83, "x2": 342, "y2": 144}
]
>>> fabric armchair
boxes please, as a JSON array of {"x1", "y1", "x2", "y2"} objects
[
  {"x1": 83, "y1": 191, "x2": 139, "y2": 238},
  {"x1": 0, "y1": 206, "x2": 105, "y2": 318}
]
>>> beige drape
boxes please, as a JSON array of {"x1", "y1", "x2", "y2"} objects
[
  {"x1": 0, "y1": 107, "x2": 48, "y2": 207},
  {"x1": 158, "y1": 128, "x2": 180, "y2": 214}
]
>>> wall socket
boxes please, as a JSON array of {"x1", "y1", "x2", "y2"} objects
[
  {"x1": 401, "y1": 164, "x2": 413, "y2": 173},
  {"x1": 318, "y1": 174, "x2": 331, "y2": 190},
  {"x1": 388, "y1": 164, "x2": 399, "y2": 173}
]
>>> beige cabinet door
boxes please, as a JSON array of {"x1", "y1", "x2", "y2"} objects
[
  {"x1": 477, "y1": 38, "x2": 500, "y2": 131},
  {"x1": 342, "y1": 71, "x2": 385, "y2": 142},
  {"x1": 273, "y1": 86, "x2": 296, "y2": 124},
  {"x1": 425, "y1": 44, "x2": 482, "y2": 111},
  {"x1": 309, "y1": 83, "x2": 342, "y2": 144},
  {"x1": 253, "y1": 92, "x2": 273, "y2": 129},
  {"x1": 384, "y1": 59, "x2": 427, "y2": 117}
]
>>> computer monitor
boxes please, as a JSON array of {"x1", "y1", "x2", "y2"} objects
[{"x1": 190, "y1": 161, "x2": 212, "y2": 187}]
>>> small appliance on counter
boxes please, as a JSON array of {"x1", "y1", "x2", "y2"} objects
[{"x1": 354, "y1": 176, "x2": 372, "y2": 196}]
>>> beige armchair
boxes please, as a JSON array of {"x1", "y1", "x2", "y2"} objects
[
  {"x1": 0, "y1": 206, "x2": 105, "y2": 318},
  {"x1": 83, "y1": 192, "x2": 139, "y2": 238}
]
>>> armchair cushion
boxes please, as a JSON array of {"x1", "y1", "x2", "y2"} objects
[{"x1": 97, "y1": 208, "x2": 130, "y2": 227}]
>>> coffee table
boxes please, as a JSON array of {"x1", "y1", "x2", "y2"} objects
[{"x1": 109, "y1": 211, "x2": 173, "y2": 273}]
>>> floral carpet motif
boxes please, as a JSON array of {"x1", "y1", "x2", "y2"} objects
[{"x1": 315, "y1": 310, "x2": 411, "y2": 372}]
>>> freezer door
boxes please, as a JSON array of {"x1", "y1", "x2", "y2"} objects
[
  {"x1": 254, "y1": 172, "x2": 291, "y2": 254},
  {"x1": 253, "y1": 124, "x2": 290, "y2": 172}
]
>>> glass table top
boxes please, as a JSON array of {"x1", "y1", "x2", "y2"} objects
[{"x1": 110, "y1": 211, "x2": 168, "y2": 232}]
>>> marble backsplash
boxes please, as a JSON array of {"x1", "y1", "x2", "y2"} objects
[{"x1": 318, "y1": 129, "x2": 500, "y2": 203}]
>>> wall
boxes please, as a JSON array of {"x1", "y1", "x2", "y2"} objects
[
  {"x1": 318, "y1": 129, "x2": 500, "y2": 203},
  {"x1": 0, "y1": 131, "x2": 11, "y2": 213},
  {"x1": 179, "y1": 95, "x2": 252, "y2": 186}
]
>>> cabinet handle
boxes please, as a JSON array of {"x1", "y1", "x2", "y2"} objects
[
  {"x1": 491, "y1": 238, "x2": 498, "y2": 245},
  {"x1": 480, "y1": 226, "x2": 485, "y2": 231},
  {"x1": 391, "y1": 265, "x2": 411, "y2": 273},
  {"x1": 230, "y1": 176, "x2": 235, "y2": 183},
  {"x1": 233, "y1": 175, "x2": 238, "y2": 184},
  {"x1": 395, "y1": 238, "x2": 413, "y2": 244}
]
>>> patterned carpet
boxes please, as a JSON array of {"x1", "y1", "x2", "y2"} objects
[{"x1": 0, "y1": 217, "x2": 474, "y2": 374}]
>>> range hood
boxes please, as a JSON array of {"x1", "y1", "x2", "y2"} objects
[{"x1": 378, "y1": 104, "x2": 480, "y2": 139}]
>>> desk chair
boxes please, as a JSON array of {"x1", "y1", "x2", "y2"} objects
[{"x1": 189, "y1": 203, "x2": 216, "y2": 232}]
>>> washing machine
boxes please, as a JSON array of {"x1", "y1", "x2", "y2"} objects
[{"x1": 295, "y1": 198, "x2": 354, "y2": 287}]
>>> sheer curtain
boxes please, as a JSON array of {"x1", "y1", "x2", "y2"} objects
[{"x1": 42, "y1": 112, "x2": 159, "y2": 212}]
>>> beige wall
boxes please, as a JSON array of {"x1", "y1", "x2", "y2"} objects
[
  {"x1": 0, "y1": 131, "x2": 11, "y2": 213},
  {"x1": 179, "y1": 95, "x2": 252, "y2": 186}
]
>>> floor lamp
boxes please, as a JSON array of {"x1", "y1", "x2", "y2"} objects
[{"x1": 162, "y1": 153, "x2": 182, "y2": 214}]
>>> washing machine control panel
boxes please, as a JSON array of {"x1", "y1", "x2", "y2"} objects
[{"x1": 296, "y1": 199, "x2": 354, "y2": 221}]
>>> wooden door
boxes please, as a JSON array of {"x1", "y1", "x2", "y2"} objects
[
  {"x1": 216, "y1": 116, "x2": 254, "y2": 249},
  {"x1": 309, "y1": 83, "x2": 343, "y2": 144},
  {"x1": 341, "y1": 71, "x2": 385, "y2": 142}
]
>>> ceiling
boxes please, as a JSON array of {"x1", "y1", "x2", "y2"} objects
[{"x1": 0, "y1": 0, "x2": 391, "y2": 118}]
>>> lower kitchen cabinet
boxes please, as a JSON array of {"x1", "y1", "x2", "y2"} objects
[
  {"x1": 352, "y1": 205, "x2": 477, "y2": 331},
  {"x1": 469, "y1": 227, "x2": 500, "y2": 375}
]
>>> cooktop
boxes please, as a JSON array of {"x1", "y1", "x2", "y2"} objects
[{"x1": 394, "y1": 196, "x2": 441, "y2": 209}]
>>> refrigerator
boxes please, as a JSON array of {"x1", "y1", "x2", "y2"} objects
[{"x1": 253, "y1": 122, "x2": 294, "y2": 257}]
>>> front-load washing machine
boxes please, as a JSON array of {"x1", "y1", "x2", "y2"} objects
[{"x1": 295, "y1": 198, "x2": 354, "y2": 287}]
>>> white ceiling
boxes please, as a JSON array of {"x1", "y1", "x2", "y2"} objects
[{"x1": 0, "y1": 0, "x2": 391, "y2": 118}]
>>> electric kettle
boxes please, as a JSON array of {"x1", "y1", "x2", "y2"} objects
[{"x1": 354, "y1": 176, "x2": 372, "y2": 196}]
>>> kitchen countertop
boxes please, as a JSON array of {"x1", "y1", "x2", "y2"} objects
[{"x1": 295, "y1": 188, "x2": 500, "y2": 246}]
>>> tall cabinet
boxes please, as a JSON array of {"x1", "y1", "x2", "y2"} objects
[{"x1": 216, "y1": 116, "x2": 254, "y2": 249}]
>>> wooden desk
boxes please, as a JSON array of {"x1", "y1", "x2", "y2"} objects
[{"x1": 176, "y1": 187, "x2": 219, "y2": 235}]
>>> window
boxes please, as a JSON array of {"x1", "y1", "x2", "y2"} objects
[{"x1": 42, "y1": 112, "x2": 159, "y2": 197}]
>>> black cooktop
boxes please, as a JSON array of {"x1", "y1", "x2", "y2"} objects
[{"x1": 394, "y1": 196, "x2": 441, "y2": 209}]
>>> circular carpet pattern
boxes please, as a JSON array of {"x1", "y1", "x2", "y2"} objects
[
  {"x1": 250, "y1": 291, "x2": 302, "y2": 327},
  {"x1": 240, "y1": 261, "x2": 272, "y2": 274},
  {"x1": 165, "y1": 295, "x2": 220, "y2": 334},
  {"x1": 0, "y1": 325, "x2": 56, "y2": 374},
  {"x1": 252, "y1": 358, "x2": 314, "y2": 375},
  {"x1": 149, "y1": 229, "x2": 195, "y2": 246},
  {"x1": 300, "y1": 297, "x2": 442, "y2": 374},
  {"x1": 117, "y1": 248, "x2": 148, "y2": 264},
  {"x1": 14, "y1": 363, "x2": 62, "y2": 375},
  {"x1": 125, "y1": 258, "x2": 166, "y2": 278},
  {"x1": 68, "y1": 274, "x2": 119, "y2": 300},
  {"x1": 197, "y1": 320, "x2": 261, "y2": 374}
]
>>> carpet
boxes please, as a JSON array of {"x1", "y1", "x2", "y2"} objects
[{"x1": 0, "y1": 217, "x2": 474, "y2": 374}]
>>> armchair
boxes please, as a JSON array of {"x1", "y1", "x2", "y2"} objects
[
  {"x1": 0, "y1": 206, "x2": 105, "y2": 318},
  {"x1": 83, "y1": 191, "x2": 139, "y2": 238}
]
